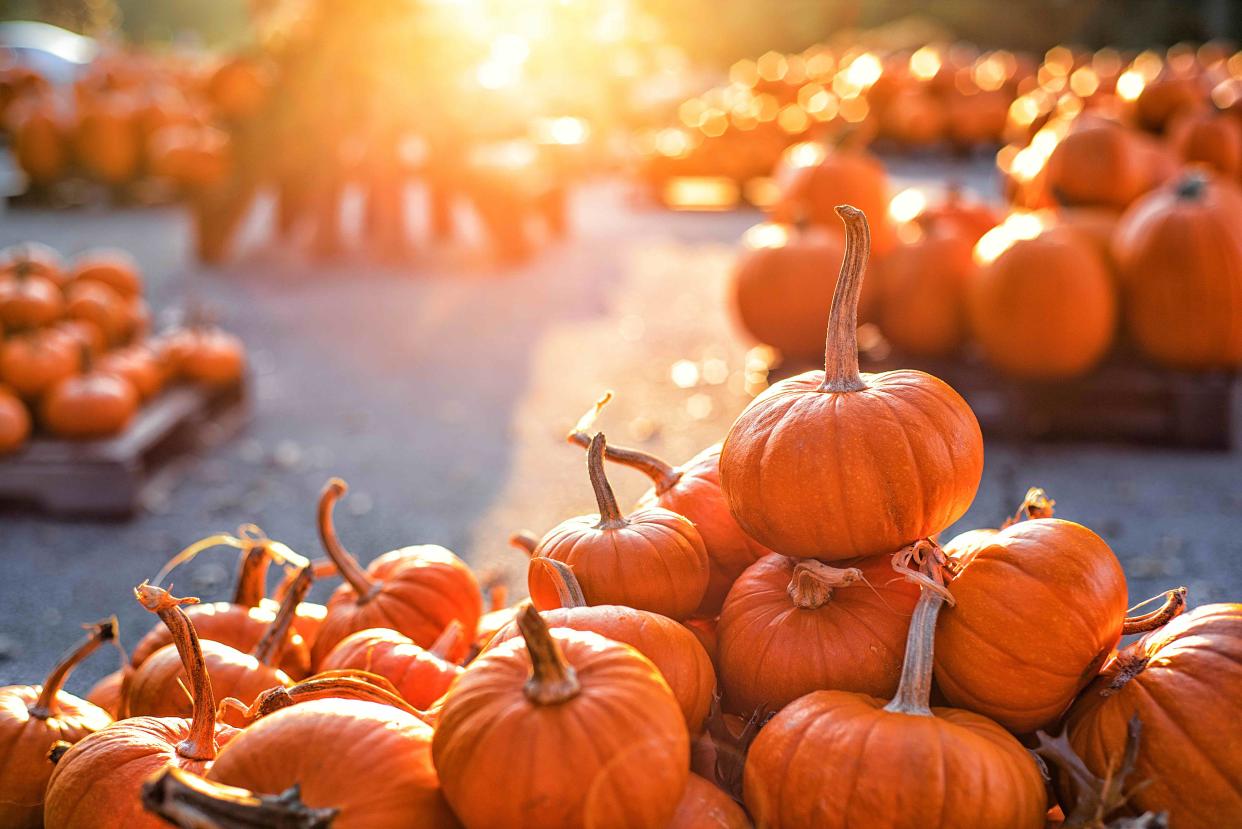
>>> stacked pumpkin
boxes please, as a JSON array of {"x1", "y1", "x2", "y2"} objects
[{"x1": 0, "y1": 242, "x2": 246, "y2": 453}]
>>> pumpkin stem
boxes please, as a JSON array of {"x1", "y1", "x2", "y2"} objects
[
  {"x1": 141, "y1": 766, "x2": 338, "y2": 829},
  {"x1": 509, "y1": 531, "x2": 539, "y2": 556},
  {"x1": 1033, "y1": 717, "x2": 1160, "y2": 828},
  {"x1": 586, "y1": 433, "x2": 627, "y2": 530},
  {"x1": 488, "y1": 584, "x2": 509, "y2": 612},
  {"x1": 317, "y1": 478, "x2": 378, "y2": 601},
  {"x1": 518, "y1": 604, "x2": 581, "y2": 705},
  {"x1": 231, "y1": 533, "x2": 272, "y2": 608},
  {"x1": 232, "y1": 671, "x2": 429, "y2": 726},
  {"x1": 568, "y1": 392, "x2": 683, "y2": 493},
  {"x1": 134, "y1": 582, "x2": 219, "y2": 761},
  {"x1": 30, "y1": 617, "x2": 117, "y2": 719},
  {"x1": 1122, "y1": 587, "x2": 1187, "y2": 635},
  {"x1": 530, "y1": 557, "x2": 588, "y2": 608},
  {"x1": 48, "y1": 741, "x2": 72, "y2": 764},
  {"x1": 1001, "y1": 487, "x2": 1056, "y2": 528},
  {"x1": 787, "y1": 560, "x2": 863, "y2": 609},
  {"x1": 883, "y1": 540, "x2": 953, "y2": 717},
  {"x1": 1100, "y1": 649, "x2": 1150, "y2": 698},
  {"x1": 251, "y1": 564, "x2": 313, "y2": 667},
  {"x1": 818, "y1": 205, "x2": 870, "y2": 394},
  {"x1": 429, "y1": 620, "x2": 466, "y2": 661}
]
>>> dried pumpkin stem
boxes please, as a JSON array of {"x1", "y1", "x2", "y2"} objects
[
  {"x1": 1100, "y1": 649, "x2": 1150, "y2": 698},
  {"x1": 231, "y1": 538, "x2": 272, "y2": 608},
  {"x1": 134, "y1": 582, "x2": 218, "y2": 761},
  {"x1": 509, "y1": 531, "x2": 539, "y2": 556},
  {"x1": 1033, "y1": 717, "x2": 1147, "y2": 828},
  {"x1": 586, "y1": 433, "x2": 627, "y2": 530},
  {"x1": 568, "y1": 392, "x2": 682, "y2": 493},
  {"x1": 1122, "y1": 587, "x2": 1187, "y2": 636},
  {"x1": 252, "y1": 565, "x2": 313, "y2": 667},
  {"x1": 429, "y1": 620, "x2": 466, "y2": 661},
  {"x1": 317, "y1": 478, "x2": 377, "y2": 600},
  {"x1": 818, "y1": 205, "x2": 870, "y2": 394},
  {"x1": 30, "y1": 617, "x2": 117, "y2": 719},
  {"x1": 518, "y1": 605, "x2": 580, "y2": 705},
  {"x1": 787, "y1": 560, "x2": 863, "y2": 609},
  {"x1": 1001, "y1": 487, "x2": 1056, "y2": 529},
  {"x1": 141, "y1": 766, "x2": 338, "y2": 829},
  {"x1": 884, "y1": 539, "x2": 952, "y2": 717},
  {"x1": 233, "y1": 672, "x2": 428, "y2": 725},
  {"x1": 532, "y1": 557, "x2": 588, "y2": 608}
]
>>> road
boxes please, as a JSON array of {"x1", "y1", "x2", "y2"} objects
[{"x1": 1, "y1": 158, "x2": 1239, "y2": 692}]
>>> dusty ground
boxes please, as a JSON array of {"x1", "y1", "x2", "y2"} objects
[{"x1": 1, "y1": 157, "x2": 1239, "y2": 692}]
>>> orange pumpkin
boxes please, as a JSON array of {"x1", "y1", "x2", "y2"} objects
[
  {"x1": 320, "y1": 622, "x2": 465, "y2": 710},
  {"x1": 720, "y1": 206, "x2": 982, "y2": 560},
  {"x1": 160, "y1": 324, "x2": 246, "y2": 386},
  {"x1": 669, "y1": 774, "x2": 752, "y2": 829},
  {"x1": 64, "y1": 280, "x2": 128, "y2": 345},
  {"x1": 717, "y1": 553, "x2": 919, "y2": 718},
  {"x1": 910, "y1": 184, "x2": 1001, "y2": 244},
  {"x1": 10, "y1": 99, "x2": 67, "y2": 185},
  {"x1": 1052, "y1": 206, "x2": 1121, "y2": 271},
  {"x1": 1133, "y1": 73, "x2": 1204, "y2": 132},
  {"x1": 0, "y1": 241, "x2": 65, "y2": 287},
  {"x1": 97, "y1": 345, "x2": 167, "y2": 401},
  {"x1": 147, "y1": 124, "x2": 232, "y2": 190},
  {"x1": 85, "y1": 668, "x2": 130, "y2": 720},
  {"x1": 0, "y1": 620, "x2": 115, "y2": 829},
  {"x1": 529, "y1": 433, "x2": 709, "y2": 621},
  {"x1": 206, "y1": 57, "x2": 271, "y2": 121},
  {"x1": 433, "y1": 606, "x2": 690, "y2": 828},
  {"x1": 1112, "y1": 171, "x2": 1242, "y2": 369},
  {"x1": 0, "y1": 264, "x2": 63, "y2": 328},
  {"x1": 1045, "y1": 121, "x2": 1149, "y2": 210},
  {"x1": 74, "y1": 94, "x2": 141, "y2": 184},
  {"x1": 878, "y1": 226, "x2": 976, "y2": 357},
  {"x1": 881, "y1": 89, "x2": 946, "y2": 147},
  {"x1": 0, "y1": 384, "x2": 31, "y2": 454},
  {"x1": 0, "y1": 329, "x2": 79, "y2": 399},
  {"x1": 71, "y1": 249, "x2": 143, "y2": 298},
  {"x1": 41, "y1": 362, "x2": 140, "y2": 439},
  {"x1": 1169, "y1": 109, "x2": 1242, "y2": 178},
  {"x1": 312, "y1": 477, "x2": 482, "y2": 667},
  {"x1": 969, "y1": 224, "x2": 1116, "y2": 378}
]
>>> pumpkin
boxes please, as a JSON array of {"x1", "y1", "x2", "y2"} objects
[
  {"x1": 10, "y1": 100, "x2": 67, "y2": 185},
  {"x1": 1066, "y1": 603, "x2": 1242, "y2": 829},
  {"x1": 720, "y1": 206, "x2": 983, "y2": 559},
  {"x1": 71, "y1": 249, "x2": 143, "y2": 298},
  {"x1": 97, "y1": 345, "x2": 167, "y2": 401},
  {"x1": 529, "y1": 432, "x2": 709, "y2": 620},
  {"x1": 1169, "y1": 110, "x2": 1242, "y2": 178},
  {"x1": 730, "y1": 222, "x2": 881, "y2": 362},
  {"x1": 319, "y1": 621, "x2": 465, "y2": 710},
  {"x1": 1035, "y1": 721, "x2": 1166, "y2": 829},
  {"x1": 0, "y1": 384, "x2": 30, "y2": 454},
  {"x1": 147, "y1": 124, "x2": 232, "y2": 190},
  {"x1": 85, "y1": 667, "x2": 131, "y2": 720},
  {"x1": 717, "y1": 553, "x2": 920, "y2": 718},
  {"x1": 44, "y1": 584, "x2": 238, "y2": 829},
  {"x1": 910, "y1": 184, "x2": 1001, "y2": 244},
  {"x1": 41, "y1": 359, "x2": 140, "y2": 439},
  {"x1": 934, "y1": 493, "x2": 1128, "y2": 734},
  {"x1": 54, "y1": 318, "x2": 107, "y2": 356},
  {"x1": 0, "y1": 241, "x2": 65, "y2": 287},
  {"x1": 1052, "y1": 206, "x2": 1121, "y2": 271},
  {"x1": 742, "y1": 541, "x2": 1046, "y2": 829},
  {"x1": 493, "y1": 558, "x2": 715, "y2": 733},
  {"x1": 1045, "y1": 121, "x2": 1148, "y2": 210},
  {"x1": 669, "y1": 774, "x2": 752, "y2": 829},
  {"x1": 0, "y1": 262, "x2": 63, "y2": 328},
  {"x1": 945, "y1": 89, "x2": 1010, "y2": 148},
  {"x1": 312, "y1": 477, "x2": 482, "y2": 667},
  {"x1": 969, "y1": 224, "x2": 1116, "y2": 378},
  {"x1": 881, "y1": 89, "x2": 946, "y2": 147},
  {"x1": 1112, "y1": 171, "x2": 1242, "y2": 369},
  {"x1": 160, "y1": 324, "x2": 247, "y2": 387},
  {"x1": 1133, "y1": 73, "x2": 1204, "y2": 132},
  {"x1": 206, "y1": 57, "x2": 271, "y2": 121},
  {"x1": 433, "y1": 605, "x2": 690, "y2": 828},
  {"x1": 0, "y1": 619, "x2": 115, "y2": 829},
  {"x1": 64, "y1": 280, "x2": 128, "y2": 345},
  {"x1": 141, "y1": 766, "x2": 338, "y2": 829},
  {"x1": 0, "y1": 328, "x2": 79, "y2": 399},
  {"x1": 568, "y1": 392, "x2": 770, "y2": 616},
  {"x1": 223, "y1": 672, "x2": 429, "y2": 727},
  {"x1": 74, "y1": 94, "x2": 141, "y2": 184},
  {"x1": 878, "y1": 225, "x2": 976, "y2": 357}
]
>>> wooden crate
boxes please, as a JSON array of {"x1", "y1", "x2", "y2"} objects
[{"x1": 0, "y1": 380, "x2": 249, "y2": 518}]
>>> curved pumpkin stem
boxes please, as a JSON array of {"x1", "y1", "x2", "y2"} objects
[
  {"x1": 317, "y1": 478, "x2": 378, "y2": 601},
  {"x1": 251, "y1": 565, "x2": 313, "y2": 667},
  {"x1": 568, "y1": 392, "x2": 683, "y2": 494},
  {"x1": 787, "y1": 560, "x2": 863, "y2": 609},
  {"x1": 227, "y1": 671, "x2": 429, "y2": 725},
  {"x1": 1100, "y1": 649, "x2": 1151, "y2": 698},
  {"x1": 141, "y1": 766, "x2": 338, "y2": 829},
  {"x1": 818, "y1": 204, "x2": 870, "y2": 394},
  {"x1": 530, "y1": 557, "x2": 588, "y2": 608},
  {"x1": 884, "y1": 540, "x2": 952, "y2": 717},
  {"x1": 231, "y1": 534, "x2": 272, "y2": 608},
  {"x1": 518, "y1": 605, "x2": 580, "y2": 705},
  {"x1": 1033, "y1": 717, "x2": 1160, "y2": 828},
  {"x1": 1122, "y1": 587, "x2": 1187, "y2": 636},
  {"x1": 586, "y1": 433, "x2": 627, "y2": 530},
  {"x1": 134, "y1": 582, "x2": 219, "y2": 761},
  {"x1": 509, "y1": 531, "x2": 539, "y2": 556},
  {"x1": 30, "y1": 617, "x2": 117, "y2": 719},
  {"x1": 1001, "y1": 487, "x2": 1056, "y2": 529},
  {"x1": 429, "y1": 620, "x2": 466, "y2": 661}
]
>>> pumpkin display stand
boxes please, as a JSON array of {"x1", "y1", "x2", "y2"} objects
[{"x1": 0, "y1": 377, "x2": 248, "y2": 517}]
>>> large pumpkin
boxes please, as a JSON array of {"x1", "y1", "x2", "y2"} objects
[
  {"x1": 720, "y1": 206, "x2": 982, "y2": 560},
  {"x1": 717, "y1": 553, "x2": 919, "y2": 717},
  {"x1": 1066, "y1": 603, "x2": 1242, "y2": 829},
  {"x1": 743, "y1": 541, "x2": 1046, "y2": 828},
  {"x1": 432, "y1": 606, "x2": 689, "y2": 828},
  {"x1": 1112, "y1": 171, "x2": 1242, "y2": 369}
]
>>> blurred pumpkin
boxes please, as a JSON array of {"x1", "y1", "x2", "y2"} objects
[
  {"x1": 206, "y1": 57, "x2": 271, "y2": 121},
  {"x1": 159, "y1": 324, "x2": 246, "y2": 386},
  {"x1": 0, "y1": 264, "x2": 63, "y2": 328},
  {"x1": 0, "y1": 385, "x2": 31, "y2": 454},
  {"x1": 41, "y1": 360, "x2": 140, "y2": 439},
  {"x1": 1045, "y1": 121, "x2": 1148, "y2": 210},
  {"x1": 71, "y1": 249, "x2": 143, "y2": 298},
  {"x1": 64, "y1": 280, "x2": 128, "y2": 346},
  {"x1": 1168, "y1": 109, "x2": 1242, "y2": 178},
  {"x1": 9, "y1": 98, "x2": 67, "y2": 185},
  {"x1": 148, "y1": 124, "x2": 232, "y2": 190},
  {"x1": 0, "y1": 242, "x2": 66, "y2": 287},
  {"x1": 0, "y1": 328, "x2": 80, "y2": 399},
  {"x1": 878, "y1": 226, "x2": 976, "y2": 357},
  {"x1": 74, "y1": 94, "x2": 141, "y2": 184}
]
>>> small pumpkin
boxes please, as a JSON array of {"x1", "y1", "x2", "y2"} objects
[
  {"x1": 1045, "y1": 121, "x2": 1148, "y2": 210},
  {"x1": 312, "y1": 477, "x2": 482, "y2": 667},
  {"x1": 0, "y1": 619, "x2": 115, "y2": 829},
  {"x1": 742, "y1": 541, "x2": 1046, "y2": 829},
  {"x1": 10, "y1": 99, "x2": 68, "y2": 185},
  {"x1": 1168, "y1": 109, "x2": 1242, "y2": 178},
  {"x1": 433, "y1": 605, "x2": 690, "y2": 828},
  {"x1": 41, "y1": 354, "x2": 140, "y2": 439},
  {"x1": 908, "y1": 183, "x2": 1001, "y2": 244},
  {"x1": 0, "y1": 328, "x2": 79, "y2": 399},
  {"x1": 720, "y1": 206, "x2": 983, "y2": 559},
  {"x1": 71, "y1": 248, "x2": 143, "y2": 298},
  {"x1": 0, "y1": 384, "x2": 31, "y2": 454},
  {"x1": 97, "y1": 345, "x2": 167, "y2": 401},
  {"x1": 319, "y1": 621, "x2": 466, "y2": 710},
  {"x1": 529, "y1": 432, "x2": 709, "y2": 620},
  {"x1": 64, "y1": 280, "x2": 128, "y2": 345},
  {"x1": 669, "y1": 774, "x2": 752, "y2": 829},
  {"x1": 878, "y1": 225, "x2": 976, "y2": 357},
  {"x1": 0, "y1": 241, "x2": 65, "y2": 287},
  {"x1": 717, "y1": 553, "x2": 919, "y2": 718},
  {"x1": 74, "y1": 94, "x2": 141, "y2": 184},
  {"x1": 0, "y1": 261, "x2": 63, "y2": 328},
  {"x1": 160, "y1": 324, "x2": 247, "y2": 387}
]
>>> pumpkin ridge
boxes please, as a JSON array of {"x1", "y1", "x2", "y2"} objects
[{"x1": 872, "y1": 391, "x2": 929, "y2": 534}]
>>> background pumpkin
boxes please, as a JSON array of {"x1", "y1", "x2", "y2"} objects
[
  {"x1": 319, "y1": 622, "x2": 465, "y2": 710},
  {"x1": 0, "y1": 384, "x2": 30, "y2": 454},
  {"x1": 877, "y1": 225, "x2": 976, "y2": 357}
]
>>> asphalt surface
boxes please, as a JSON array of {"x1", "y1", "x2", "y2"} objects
[{"x1": 1, "y1": 156, "x2": 1240, "y2": 693}]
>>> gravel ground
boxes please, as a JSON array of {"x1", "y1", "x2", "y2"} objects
[{"x1": 1, "y1": 157, "x2": 1239, "y2": 694}]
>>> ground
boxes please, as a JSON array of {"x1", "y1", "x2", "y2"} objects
[{"x1": 1, "y1": 157, "x2": 1239, "y2": 693}]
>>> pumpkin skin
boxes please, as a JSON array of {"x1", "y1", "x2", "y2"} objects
[
  {"x1": 0, "y1": 242, "x2": 65, "y2": 287},
  {"x1": 532, "y1": 433, "x2": 709, "y2": 620},
  {"x1": 934, "y1": 518, "x2": 1128, "y2": 734},
  {"x1": 1112, "y1": 172, "x2": 1242, "y2": 369},
  {"x1": 0, "y1": 267, "x2": 63, "y2": 328},
  {"x1": 0, "y1": 621, "x2": 114, "y2": 829},
  {"x1": 41, "y1": 369, "x2": 140, "y2": 439},
  {"x1": 312, "y1": 478, "x2": 482, "y2": 667},
  {"x1": 85, "y1": 668, "x2": 129, "y2": 719},
  {"x1": 1052, "y1": 206, "x2": 1121, "y2": 271},
  {"x1": 433, "y1": 608, "x2": 690, "y2": 829},
  {"x1": 721, "y1": 207, "x2": 983, "y2": 560},
  {"x1": 0, "y1": 385, "x2": 30, "y2": 454},
  {"x1": 669, "y1": 774, "x2": 752, "y2": 829},
  {"x1": 161, "y1": 325, "x2": 246, "y2": 386},
  {"x1": 64, "y1": 280, "x2": 128, "y2": 346},
  {"x1": 74, "y1": 95, "x2": 141, "y2": 184},
  {"x1": 10, "y1": 102, "x2": 67, "y2": 184},
  {"x1": 0, "y1": 329, "x2": 79, "y2": 399},
  {"x1": 320, "y1": 626, "x2": 464, "y2": 710},
  {"x1": 1169, "y1": 110, "x2": 1242, "y2": 178},
  {"x1": 209, "y1": 699, "x2": 459, "y2": 829},
  {"x1": 717, "y1": 553, "x2": 919, "y2": 717},
  {"x1": 878, "y1": 228, "x2": 976, "y2": 357},
  {"x1": 97, "y1": 346, "x2": 166, "y2": 401},
  {"x1": 71, "y1": 249, "x2": 143, "y2": 298},
  {"x1": 1045, "y1": 121, "x2": 1148, "y2": 210},
  {"x1": 1066, "y1": 604, "x2": 1242, "y2": 829},
  {"x1": 911, "y1": 186, "x2": 1001, "y2": 245},
  {"x1": 969, "y1": 225, "x2": 1116, "y2": 379}
]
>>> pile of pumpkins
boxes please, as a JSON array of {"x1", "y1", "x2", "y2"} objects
[
  {"x1": 1, "y1": 52, "x2": 267, "y2": 198},
  {"x1": 0, "y1": 243, "x2": 246, "y2": 453},
  {"x1": 1, "y1": 209, "x2": 1236, "y2": 828}
]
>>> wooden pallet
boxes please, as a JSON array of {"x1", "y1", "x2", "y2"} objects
[
  {"x1": 0, "y1": 380, "x2": 249, "y2": 518},
  {"x1": 773, "y1": 350, "x2": 1236, "y2": 451}
]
